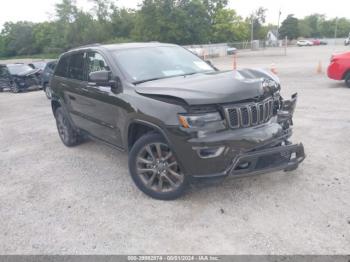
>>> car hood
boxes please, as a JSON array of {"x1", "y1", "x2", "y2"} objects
[
  {"x1": 12, "y1": 69, "x2": 41, "y2": 77},
  {"x1": 135, "y1": 70, "x2": 276, "y2": 105}
]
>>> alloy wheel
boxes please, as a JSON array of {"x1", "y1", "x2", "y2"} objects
[{"x1": 136, "y1": 142, "x2": 184, "y2": 193}]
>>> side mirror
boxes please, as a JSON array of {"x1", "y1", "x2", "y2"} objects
[
  {"x1": 89, "y1": 70, "x2": 110, "y2": 84},
  {"x1": 110, "y1": 76, "x2": 123, "y2": 94}
]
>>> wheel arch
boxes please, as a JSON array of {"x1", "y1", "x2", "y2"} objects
[
  {"x1": 342, "y1": 69, "x2": 350, "y2": 80},
  {"x1": 127, "y1": 120, "x2": 169, "y2": 152}
]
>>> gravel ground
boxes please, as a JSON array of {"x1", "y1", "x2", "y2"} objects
[{"x1": 0, "y1": 45, "x2": 350, "y2": 254}]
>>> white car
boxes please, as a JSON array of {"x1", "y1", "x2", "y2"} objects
[
  {"x1": 345, "y1": 38, "x2": 350, "y2": 46},
  {"x1": 297, "y1": 40, "x2": 313, "y2": 47}
]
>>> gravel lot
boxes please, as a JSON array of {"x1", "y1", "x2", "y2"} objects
[{"x1": 0, "y1": 45, "x2": 350, "y2": 254}]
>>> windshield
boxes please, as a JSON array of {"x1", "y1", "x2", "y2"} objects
[
  {"x1": 7, "y1": 64, "x2": 33, "y2": 75},
  {"x1": 113, "y1": 46, "x2": 215, "y2": 84}
]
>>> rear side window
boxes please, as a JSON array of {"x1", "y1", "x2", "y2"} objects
[
  {"x1": 55, "y1": 56, "x2": 69, "y2": 78},
  {"x1": 68, "y1": 53, "x2": 85, "y2": 81}
]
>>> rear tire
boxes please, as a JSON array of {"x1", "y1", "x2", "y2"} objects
[
  {"x1": 44, "y1": 84, "x2": 52, "y2": 99},
  {"x1": 345, "y1": 73, "x2": 350, "y2": 88},
  {"x1": 129, "y1": 133, "x2": 189, "y2": 200},
  {"x1": 54, "y1": 107, "x2": 83, "y2": 147}
]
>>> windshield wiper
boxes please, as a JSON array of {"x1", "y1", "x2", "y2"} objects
[
  {"x1": 133, "y1": 72, "x2": 208, "y2": 85},
  {"x1": 133, "y1": 77, "x2": 168, "y2": 85}
]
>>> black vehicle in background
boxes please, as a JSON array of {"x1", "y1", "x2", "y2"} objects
[
  {"x1": 50, "y1": 43, "x2": 305, "y2": 200},
  {"x1": 41, "y1": 61, "x2": 57, "y2": 99},
  {"x1": 0, "y1": 63, "x2": 42, "y2": 93}
]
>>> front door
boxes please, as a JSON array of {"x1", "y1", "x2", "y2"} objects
[{"x1": 72, "y1": 51, "x2": 124, "y2": 148}]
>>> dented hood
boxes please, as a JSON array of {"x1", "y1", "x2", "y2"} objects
[{"x1": 135, "y1": 70, "x2": 274, "y2": 105}]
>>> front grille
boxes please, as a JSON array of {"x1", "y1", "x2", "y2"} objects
[{"x1": 225, "y1": 98, "x2": 274, "y2": 129}]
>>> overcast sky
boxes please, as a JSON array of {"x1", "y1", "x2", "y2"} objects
[{"x1": 0, "y1": 0, "x2": 349, "y2": 29}]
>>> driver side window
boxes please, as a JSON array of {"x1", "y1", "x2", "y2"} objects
[{"x1": 86, "y1": 52, "x2": 109, "y2": 80}]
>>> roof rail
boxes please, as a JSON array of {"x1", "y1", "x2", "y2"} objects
[{"x1": 69, "y1": 43, "x2": 101, "y2": 51}]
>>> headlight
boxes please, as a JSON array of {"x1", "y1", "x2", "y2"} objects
[
  {"x1": 262, "y1": 78, "x2": 280, "y2": 91},
  {"x1": 178, "y1": 112, "x2": 222, "y2": 128}
]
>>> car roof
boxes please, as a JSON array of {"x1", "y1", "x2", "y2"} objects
[{"x1": 66, "y1": 42, "x2": 178, "y2": 54}]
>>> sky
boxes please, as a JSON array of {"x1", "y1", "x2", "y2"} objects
[{"x1": 0, "y1": 0, "x2": 349, "y2": 29}]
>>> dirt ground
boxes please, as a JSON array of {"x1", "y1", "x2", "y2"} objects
[{"x1": 0, "y1": 45, "x2": 349, "y2": 254}]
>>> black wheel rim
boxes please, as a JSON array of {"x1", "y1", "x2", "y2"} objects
[
  {"x1": 136, "y1": 142, "x2": 184, "y2": 193},
  {"x1": 56, "y1": 113, "x2": 69, "y2": 142}
]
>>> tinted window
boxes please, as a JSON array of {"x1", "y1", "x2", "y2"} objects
[
  {"x1": 55, "y1": 56, "x2": 69, "y2": 77},
  {"x1": 86, "y1": 52, "x2": 109, "y2": 80},
  {"x1": 68, "y1": 53, "x2": 85, "y2": 81}
]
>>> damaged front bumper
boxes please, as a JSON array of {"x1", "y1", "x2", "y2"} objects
[
  {"x1": 167, "y1": 93, "x2": 306, "y2": 179},
  {"x1": 221, "y1": 142, "x2": 305, "y2": 178}
]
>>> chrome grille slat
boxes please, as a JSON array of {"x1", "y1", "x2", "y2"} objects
[{"x1": 225, "y1": 98, "x2": 274, "y2": 129}]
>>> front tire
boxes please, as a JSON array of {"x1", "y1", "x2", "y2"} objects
[
  {"x1": 54, "y1": 107, "x2": 82, "y2": 147},
  {"x1": 129, "y1": 133, "x2": 189, "y2": 200},
  {"x1": 11, "y1": 83, "x2": 20, "y2": 93}
]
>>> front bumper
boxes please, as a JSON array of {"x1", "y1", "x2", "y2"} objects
[{"x1": 165, "y1": 94, "x2": 305, "y2": 178}]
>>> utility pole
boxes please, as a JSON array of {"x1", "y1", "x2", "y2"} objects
[
  {"x1": 277, "y1": 9, "x2": 282, "y2": 40},
  {"x1": 251, "y1": 16, "x2": 254, "y2": 50}
]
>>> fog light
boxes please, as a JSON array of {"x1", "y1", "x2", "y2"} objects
[{"x1": 194, "y1": 146, "x2": 225, "y2": 159}]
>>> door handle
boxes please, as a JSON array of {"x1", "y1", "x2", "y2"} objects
[
  {"x1": 68, "y1": 95, "x2": 76, "y2": 101},
  {"x1": 60, "y1": 83, "x2": 68, "y2": 88}
]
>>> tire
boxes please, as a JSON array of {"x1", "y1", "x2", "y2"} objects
[
  {"x1": 345, "y1": 72, "x2": 350, "y2": 88},
  {"x1": 54, "y1": 107, "x2": 82, "y2": 147},
  {"x1": 0, "y1": 88, "x2": 3, "y2": 93},
  {"x1": 44, "y1": 84, "x2": 52, "y2": 100},
  {"x1": 129, "y1": 133, "x2": 189, "y2": 200},
  {"x1": 11, "y1": 83, "x2": 20, "y2": 93}
]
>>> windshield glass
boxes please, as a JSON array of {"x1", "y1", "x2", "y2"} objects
[
  {"x1": 7, "y1": 64, "x2": 33, "y2": 75},
  {"x1": 113, "y1": 46, "x2": 215, "y2": 83}
]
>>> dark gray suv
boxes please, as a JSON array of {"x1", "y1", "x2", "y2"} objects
[{"x1": 51, "y1": 42, "x2": 305, "y2": 200}]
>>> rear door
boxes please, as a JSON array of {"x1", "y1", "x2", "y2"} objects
[{"x1": 54, "y1": 52, "x2": 93, "y2": 130}]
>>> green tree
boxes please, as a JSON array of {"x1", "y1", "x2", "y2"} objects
[
  {"x1": 249, "y1": 7, "x2": 267, "y2": 40},
  {"x1": 211, "y1": 8, "x2": 248, "y2": 42},
  {"x1": 279, "y1": 14, "x2": 299, "y2": 40}
]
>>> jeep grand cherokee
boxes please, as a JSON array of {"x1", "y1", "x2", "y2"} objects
[{"x1": 50, "y1": 43, "x2": 305, "y2": 200}]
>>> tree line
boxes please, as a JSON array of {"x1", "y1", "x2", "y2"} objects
[
  {"x1": 0, "y1": 0, "x2": 349, "y2": 58},
  {"x1": 279, "y1": 14, "x2": 350, "y2": 40}
]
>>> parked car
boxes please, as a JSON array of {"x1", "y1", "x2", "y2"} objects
[
  {"x1": 312, "y1": 39, "x2": 327, "y2": 46},
  {"x1": 227, "y1": 47, "x2": 237, "y2": 55},
  {"x1": 327, "y1": 51, "x2": 350, "y2": 87},
  {"x1": 312, "y1": 39, "x2": 321, "y2": 46},
  {"x1": 297, "y1": 40, "x2": 313, "y2": 47},
  {"x1": 41, "y1": 61, "x2": 57, "y2": 99},
  {"x1": 0, "y1": 63, "x2": 42, "y2": 93},
  {"x1": 345, "y1": 37, "x2": 350, "y2": 46},
  {"x1": 50, "y1": 43, "x2": 305, "y2": 200}
]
